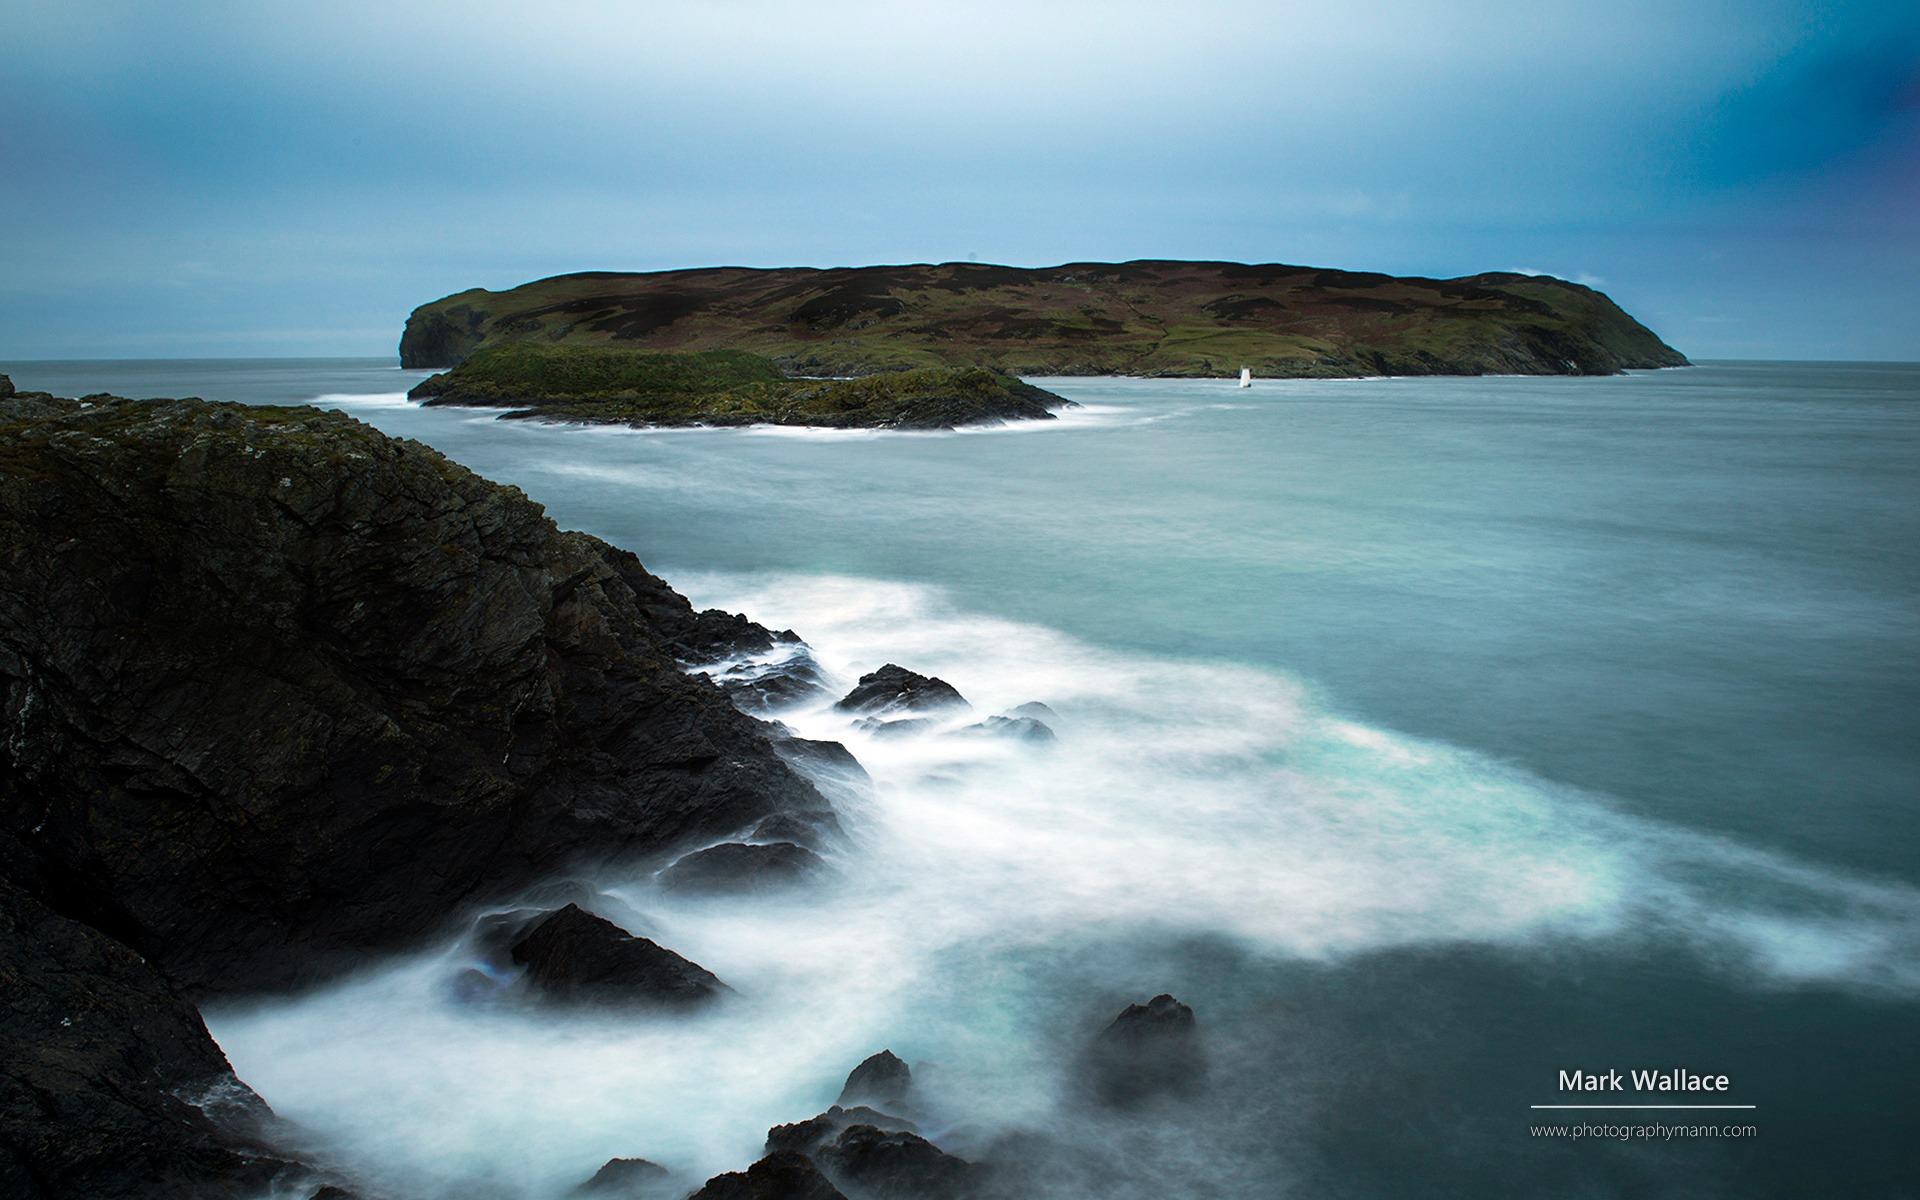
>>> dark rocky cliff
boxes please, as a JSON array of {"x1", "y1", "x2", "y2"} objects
[{"x1": 0, "y1": 382, "x2": 832, "y2": 1196}]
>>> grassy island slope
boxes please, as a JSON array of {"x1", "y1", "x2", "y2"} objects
[
  {"x1": 408, "y1": 344, "x2": 1070, "y2": 429},
  {"x1": 400, "y1": 259, "x2": 1689, "y2": 378}
]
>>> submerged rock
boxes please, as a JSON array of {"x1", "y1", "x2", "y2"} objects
[
  {"x1": 509, "y1": 905, "x2": 726, "y2": 1006},
  {"x1": 956, "y1": 715, "x2": 1055, "y2": 743},
  {"x1": 851, "y1": 716, "x2": 940, "y2": 739},
  {"x1": 572, "y1": 1156, "x2": 672, "y2": 1196},
  {"x1": 689, "y1": 1151, "x2": 846, "y2": 1200},
  {"x1": 816, "y1": 1125, "x2": 975, "y2": 1200},
  {"x1": 658, "y1": 841, "x2": 828, "y2": 895},
  {"x1": 836, "y1": 1051, "x2": 912, "y2": 1109},
  {"x1": 1006, "y1": 701, "x2": 1059, "y2": 723},
  {"x1": 834, "y1": 665, "x2": 969, "y2": 716},
  {"x1": 1085, "y1": 994, "x2": 1205, "y2": 1106}
]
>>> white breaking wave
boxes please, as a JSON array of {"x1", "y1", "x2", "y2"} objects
[
  {"x1": 310, "y1": 391, "x2": 416, "y2": 410},
  {"x1": 206, "y1": 572, "x2": 1920, "y2": 1200}
]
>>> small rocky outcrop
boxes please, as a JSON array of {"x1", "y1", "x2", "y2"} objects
[
  {"x1": 834, "y1": 665, "x2": 969, "y2": 716},
  {"x1": 836, "y1": 1051, "x2": 912, "y2": 1109},
  {"x1": 851, "y1": 717, "x2": 938, "y2": 739},
  {"x1": 658, "y1": 842, "x2": 828, "y2": 894},
  {"x1": 1006, "y1": 701, "x2": 1058, "y2": 722},
  {"x1": 572, "y1": 1156, "x2": 671, "y2": 1196},
  {"x1": 688, "y1": 1151, "x2": 846, "y2": 1200},
  {"x1": 815, "y1": 1125, "x2": 975, "y2": 1200},
  {"x1": 767, "y1": 1106, "x2": 918, "y2": 1158},
  {"x1": 1085, "y1": 994, "x2": 1205, "y2": 1107},
  {"x1": 957, "y1": 716, "x2": 1055, "y2": 743},
  {"x1": 509, "y1": 905, "x2": 725, "y2": 1006}
]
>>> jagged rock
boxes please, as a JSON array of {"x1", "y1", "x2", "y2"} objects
[
  {"x1": 509, "y1": 905, "x2": 724, "y2": 1005},
  {"x1": 469, "y1": 888, "x2": 652, "y2": 968},
  {"x1": 572, "y1": 1156, "x2": 671, "y2": 1196},
  {"x1": 0, "y1": 374, "x2": 13, "y2": 398},
  {"x1": 815, "y1": 1125, "x2": 974, "y2": 1199},
  {"x1": 0, "y1": 396, "x2": 831, "y2": 997},
  {"x1": 447, "y1": 967, "x2": 502, "y2": 1005},
  {"x1": 0, "y1": 866, "x2": 300, "y2": 1199},
  {"x1": 956, "y1": 716, "x2": 1055, "y2": 743},
  {"x1": 658, "y1": 842, "x2": 827, "y2": 894},
  {"x1": 689, "y1": 1151, "x2": 846, "y2": 1200},
  {"x1": 1085, "y1": 994, "x2": 1204, "y2": 1106},
  {"x1": 710, "y1": 653, "x2": 834, "y2": 713},
  {"x1": 836, "y1": 1051, "x2": 911, "y2": 1109},
  {"x1": 834, "y1": 665, "x2": 969, "y2": 716},
  {"x1": 767, "y1": 1106, "x2": 917, "y2": 1157}
]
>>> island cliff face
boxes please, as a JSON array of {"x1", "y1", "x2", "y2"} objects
[
  {"x1": 399, "y1": 259, "x2": 1688, "y2": 378},
  {"x1": 0, "y1": 381, "x2": 832, "y2": 1196}
]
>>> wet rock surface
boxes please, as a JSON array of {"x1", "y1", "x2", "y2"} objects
[
  {"x1": 767, "y1": 1105, "x2": 919, "y2": 1158},
  {"x1": 1085, "y1": 994, "x2": 1205, "y2": 1106},
  {"x1": 572, "y1": 1155, "x2": 672, "y2": 1196},
  {"x1": 0, "y1": 861, "x2": 298, "y2": 1199},
  {"x1": 816, "y1": 1124, "x2": 975, "y2": 1200},
  {"x1": 749, "y1": 810, "x2": 844, "y2": 850},
  {"x1": 834, "y1": 665, "x2": 970, "y2": 716},
  {"x1": 836, "y1": 1051, "x2": 912, "y2": 1109},
  {"x1": 510, "y1": 904, "x2": 727, "y2": 1006},
  {"x1": 659, "y1": 841, "x2": 829, "y2": 894},
  {"x1": 957, "y1": 715, "x2": 1056, "y2": 743},
  {"x1": 689, "y1": 1150, "x2": 848, "y2": 1200},
  {"x1": 852, "y1": 716, "x2": 940, "y2": 739},
  {"x1": 0, "y1": 390, "x2": 848, "y2": 1197}
]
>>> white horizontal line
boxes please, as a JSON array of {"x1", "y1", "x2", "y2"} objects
[{"x1": 1529, "y1": 1105, "x2": 1756, "y2": 1110}]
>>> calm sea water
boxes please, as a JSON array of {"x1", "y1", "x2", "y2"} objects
[{"x1": 7, "y1": 357, "x2": 1917, "y2": 1197}]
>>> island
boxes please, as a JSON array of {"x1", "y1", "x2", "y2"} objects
[
  {"x1": 400, "y1": 259, "x2": 1689, "y2": 380},
  {"x1": 407, "y1": 344, "x2": 1071, "y2": 430}
]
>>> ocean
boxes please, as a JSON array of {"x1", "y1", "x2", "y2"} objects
[{"x1": 7, "y1": 357, "x2": 1916, "y2": 1197}]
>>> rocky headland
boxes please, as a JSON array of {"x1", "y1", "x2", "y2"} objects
[
  {"x1": 0, "y1": 378, "x2": 854, "y2": 1196},
  {"x1": 400, "y1": 259, "x2": 1689, "y2": 379}
]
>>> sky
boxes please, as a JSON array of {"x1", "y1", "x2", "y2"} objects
[{"x1": 2, "y1": 0, "x2": 1916, "y2": 361}]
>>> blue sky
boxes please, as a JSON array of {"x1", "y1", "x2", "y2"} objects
[{"x1": 3, "y1": 0, "x2": 1915, "y2": 360}]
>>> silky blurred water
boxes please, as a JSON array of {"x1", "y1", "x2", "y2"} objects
[{"x1": 7, "y1": 357, "x2": 1917, "y2": 1197}]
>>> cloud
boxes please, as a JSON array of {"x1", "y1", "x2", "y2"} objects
[{"x1": 1507, "y1": 268, "x2": 1609, "y2": 288}]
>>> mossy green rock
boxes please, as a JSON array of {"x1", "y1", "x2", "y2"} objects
[
  {"x1": 408, "y1": 344, "x2": 1069, "y2": 429},
  {"x1": 399, "y1": 260, "x2": 1688, "y2": 378}
]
